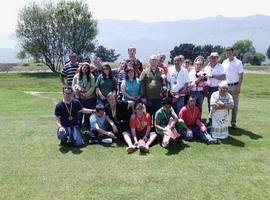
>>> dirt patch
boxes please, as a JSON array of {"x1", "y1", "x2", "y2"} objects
[
  {"x1": 23, "y1": 91, "x2": 60, "y2": 106},
  {"x1": 0, "y1": 63, "x2": 16, "y2": 72}
]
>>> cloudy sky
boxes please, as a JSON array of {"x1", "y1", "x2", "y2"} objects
[{"x1": 1, "y1": 0, "x2": 270, "y2": 33}]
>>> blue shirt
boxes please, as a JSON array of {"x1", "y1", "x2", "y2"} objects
[{"x1": 122, "y1": 78, "x2": 140, "y2": 102}]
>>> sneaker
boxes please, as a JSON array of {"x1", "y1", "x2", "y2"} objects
[
  {"x1": 126, "y1": 145, "x2": 137, "y2": 154},
  {"x1": 101, "y1": 138, "x2": 113, "y2": 144},
  {"x1": 207, "y1": 138, "x2": 220, "y2": 145},
  {"x1": 161, "y1": 142, "x2": 168, "y2": 148}
]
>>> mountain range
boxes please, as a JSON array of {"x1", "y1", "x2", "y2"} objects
[{"x1": 1, "y1": 14, "x2": 270, "y2": 63}]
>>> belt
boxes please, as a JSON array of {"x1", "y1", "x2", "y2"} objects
[{"x1": 228, "y1": 82, "x2": 239, "y2": 86}]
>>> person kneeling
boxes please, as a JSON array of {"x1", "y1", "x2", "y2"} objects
[
  {"x1": 55, "y1": 86, "x2": 95, "y2": 147},
  {"x1": 179, "y1": 95, "x2": 219, "y2": 144},
  {"x1": 87, "y1": 104, "x2": 117, "y2": 144},
  {"x1": 155, "y1": 97, "x2": 185, "y2": 148},
  {"x1": 123, "y1": 103, "x2": 157, "y2": 153}
]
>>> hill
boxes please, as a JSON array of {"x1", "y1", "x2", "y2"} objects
[
  {"x1": 97, "y1": 15, "x2": 270, "y2": 62},
  {"x1": 1, "y1": 15, "x2": 270, "y2": 63}
]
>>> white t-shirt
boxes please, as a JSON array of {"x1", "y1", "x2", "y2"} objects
[
  {"x1": 167, "y1": 66, "x2": 189, "y2": 93},
  {"x1": 222, "y1": 57, "x2": 244, "y2": 84},
  {"x1": 204, "y1": 63, "x2": 225, "y2": 87}
]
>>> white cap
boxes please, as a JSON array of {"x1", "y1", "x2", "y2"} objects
[{"x1": 219, "y1": 80, "x2": 229, "y2": 88}]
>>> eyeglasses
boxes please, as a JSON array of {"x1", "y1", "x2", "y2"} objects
[{"x1": 64, "y1": 92, "x2": 72, "y2": 95}]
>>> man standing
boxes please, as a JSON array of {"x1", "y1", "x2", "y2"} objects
[
  {"x1": 167, "y1": 55, "x2": 189, "y2": 114},
  {"x1": 204, "y1": 52, "x2": 226, "y2": 112},
  {"x1": 127, "y1": 47, "x2": 143, "y2": 72},
  {"x1": 55, "y1": 86, "x2": 94, "y2": 146},
  {"x1": 60, "y1": 53, "x2": 80, "y2": 86},
  {"x1": 140, "y1": 55, "x2": 166, "y2": 120},
  {"x1": 222, "y1": 47, "x2": 244, "y2": 129},
  {"x1": 157, "y1": 53, "x2": 168, "y2": 76}
]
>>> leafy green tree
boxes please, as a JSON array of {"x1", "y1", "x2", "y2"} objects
[
  {"x1": 169, "y1": 43, "x2": 200, "y2": 63},
  {"x1": 232, "y1": 39, "x2": 255, "y2": 61},
  {"x1": 95, "y1": 45, "x2": 120, "y2": 62},
  {"x1": 16, "y1": 0, "x2": 97, "y2": 72}
]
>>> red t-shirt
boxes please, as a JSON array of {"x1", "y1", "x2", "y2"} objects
[
  {"x1": 130, "y1": 112, "x2": 151, "y2": 132},
  {"x1": 158, "y1": 64, "x2": 168, "y2": 76},
  {"x1": 179, "y1": 106, "x2": 201, "y2": 126}
]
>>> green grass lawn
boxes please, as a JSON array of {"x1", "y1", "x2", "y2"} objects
[{"x1": 0, "y1": 73, "x2": 270, "y2": 200}]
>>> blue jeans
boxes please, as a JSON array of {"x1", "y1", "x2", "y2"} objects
[
  {"x1": 57, "y1": 126, "x2": 84, "y2": 146},
  {"x1": 190, "y1": 91, "x2": 204, "y2": 114},
  {"x1": 180, "y1": 125, "x2": 211, "y2": 143},
  {"x1": 173, "y1": 96, "x2": 185, "y2": 115}
]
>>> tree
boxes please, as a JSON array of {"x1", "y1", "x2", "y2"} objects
[
  {"x1": 16, "y1": 0, "x2": 98, "y2": 72},
  {"x1": 169, "y1": 43, "x2": 200, "y2": 63},
  {"x1": 266, "y1": 45, "x2": 270, "y2": 59},
  {"x1": 95, "y1": 45, "x2": 120, "y2": 62},
  {"x1": 232, "y1": 39, "x2": 255, "y2": 61}
]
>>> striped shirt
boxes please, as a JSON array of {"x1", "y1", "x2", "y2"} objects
[{"x1": 60, "y1": 62, "x2": 79, "y2": 86}]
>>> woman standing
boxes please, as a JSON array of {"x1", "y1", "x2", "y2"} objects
[
  {"x1": 121, "y1": 67, "x2": 141, "y2": 104},
  {"x1": 95, "y1": 63, "x2": 117, "y2": 105},
  {"x1": 72, "y1": 62, "x2": 96, "y2": 129}
]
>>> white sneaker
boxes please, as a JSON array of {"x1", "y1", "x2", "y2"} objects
[{"x1": 101, "y1": 138, "x2": 113, "y2": 144}]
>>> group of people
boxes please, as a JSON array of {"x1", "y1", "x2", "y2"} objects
[{"x1": 55, "y1": 46, "x2": 244, "y2": 153}]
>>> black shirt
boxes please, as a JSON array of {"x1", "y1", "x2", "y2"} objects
[
  {"x1": 105, "y1": 100, "x2": 132, "y2": 125},
  {"x1": 55, "y1": 99, "x2": 83, "y2": 127}
]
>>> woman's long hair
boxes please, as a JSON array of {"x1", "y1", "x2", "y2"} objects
[
  {"x1": 102, "y1": 63, "x2": 113, "y2": 79},
  {"x1": 79, "y1": 65, "x2": 90, "y2": 82}
]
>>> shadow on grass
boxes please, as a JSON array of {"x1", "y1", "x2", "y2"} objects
[
  {"x1": 220, "y1": 136, "x2": 245, "y2": 147},
  {"x1": 229, "y1": 127, "x2": 263, "y2": 140},
  {"x1": 165, "y1": 140, "x2": 190, "y2": 156},
  {"x1": 59, "y1": 144, "x2": 87, "y2": 154}
]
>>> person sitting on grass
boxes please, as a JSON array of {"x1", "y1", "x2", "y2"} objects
[
  {"x1": 154, "y1": 97, "x2": 185, "y2": 148},
  {"x1": 86, "y1": 104, "x2": 118, "y2": 145},
  {"x1": 55, "y1": 86, "x2": 94, "y2": 147},
  {"x1": 179, "y1": 95, "x2": 219, "y2": 144},
  {"x1": 105, "y1": 92, "x2": 134, "y2": 140},
  {"x1": 123, "y1": 103, "x2": 157, "y2": 153}
]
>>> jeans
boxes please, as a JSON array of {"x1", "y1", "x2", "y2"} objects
[
  {"x1": 57, "y1": 126, "x2": 84, "y2": 146},
  {"x1": 180, "y1": 125, "x2": 211, "y2": 143},
  {"x1": 85, "y1": 130, "x2": 112, "y2": 143},
  {"x1": 173, "y1": 96, "x2": 185, "y2": 115}
]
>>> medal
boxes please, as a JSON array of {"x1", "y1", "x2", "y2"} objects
[{"x1": 64, "y1": 100, "x2": 73, "y2": 121}]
